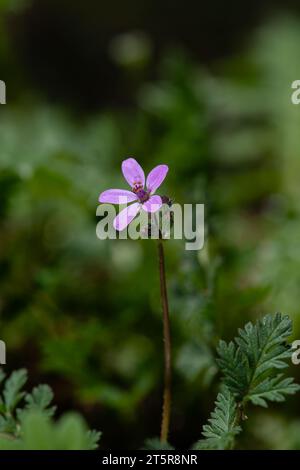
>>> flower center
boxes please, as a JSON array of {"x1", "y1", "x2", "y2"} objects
[
  {"x1": 132, "y1": 181, "x2": 150, "y2": 203},
  {"x1": 136, "y1": 189, "x2": 149, "y2": 203},
  {"x1": 132, "y1": 181, "x2": 143, "y2": 193}
]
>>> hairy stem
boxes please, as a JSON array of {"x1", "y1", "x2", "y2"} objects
[{"x1": 157, "y1": 238, "x2": 172, "y2": 442}]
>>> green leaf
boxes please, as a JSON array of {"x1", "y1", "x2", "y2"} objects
[
  {"x1": 248, "y1": 374, "x2": 300, "y2": 407},
  {"x1": 198, "y1": 313, "x2": 300, "y2": 450},
  {"x1": 217, "y1": 313, "x2": 299, "y2": 406},
  {"x1": 54, "y1": 413, "x2": 89, "y2": 450},
  {"x1": 86, "y1": 430, "x2": 101, "y2": 450},
  {"x1": 56, "y1": 412, "x2": 101, "y2": 450},
  {"x1": 0, "y1": 369, "x2": 101, "y2": 448},
  {"x1": 23, "y1": 384, "x2": 56, "y2": 417},
  {"x1": 0, "y1": 411, "x2": 101, "y2": 450},
  {"x1": 3, "y1": 369, "x2": 27, "y2": 413},
  {"x1": 217, "y1": 340, "x2": 246, "y2": 397},
  {"x1": 195, "y1": 388, "x2": 241, "y2": 450},
  {"x1": 21, "y1": 411, "x2": 54, "y2": 450}
]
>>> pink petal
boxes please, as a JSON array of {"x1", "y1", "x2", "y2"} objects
[
  {"x1": 99, "y1": 189, "x2": 137, "y2": 204},
  {"x1": 113, "y1": 202, "x2": 141, "y2": 231},
  {"x1": 146, "y1": 164, "x2": 169, "y2": 193},
  {"x1": 122, "y1": 158, "x2": 145, "y2": 188},
  {"x1": 142, "y1": 195, "x2": 162, "y2": 213}
]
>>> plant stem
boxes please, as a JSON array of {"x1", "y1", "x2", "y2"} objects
[{"x1": 157, "y1": 237, "x2": 172, "y2": 442}]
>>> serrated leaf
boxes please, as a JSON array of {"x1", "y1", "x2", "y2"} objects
[
  {"x1": 217, "y1": 340, "x2": 247, "y2": 396},
  {"x1": 217, "y1": 313, "x2": 299, "y2": 406},
  {"x1": 3, "y1": 369, "x2": 27, "y2": 413},
  {"x1": 194, "y1": 388, "x2": 241, "y2": 450},
  {"x1": 23, "y1": 384, "x2": 56, "y2": 417},
  {"x1": 199, "y1": 313, "x2": 300, "y2": 450},
  {"x1": 248, "y1": 374, "x2": 300, "y2": 407},
  {"x1": 86, "y1": 430, "x2": 101, "y2": 450},
  {"x1": 0, "y1": 369, "x2": 101, "y2": 448},
  {"x1": 55, "y1": 413, "x2": 93, "y2": 450}
]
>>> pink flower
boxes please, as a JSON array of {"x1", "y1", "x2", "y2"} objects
[{"x1": 99, "y1": 158, "x2": 169, "y2": 231}]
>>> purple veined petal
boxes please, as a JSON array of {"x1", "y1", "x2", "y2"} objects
[
  {"x1": 122, "y1": 158, "x2": 145, "y2": 188},
  {"x1": 113, "y1": 202, "x2": 141, "y2": 231},
  {"x1": 142, "y1": 195, "x2": 162, "y2": 213},
  {"x1": 99, "y1": 189, "x2": 137, "y2": 204},
  {"x1": 146, "y1": 164, "x2": 169, "y2": 193}
]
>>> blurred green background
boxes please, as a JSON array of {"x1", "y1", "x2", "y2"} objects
[{"x1": 1, "y1": 0, "x2": 300, "y2": 449}]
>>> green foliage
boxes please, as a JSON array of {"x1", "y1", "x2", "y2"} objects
[
  {"x1": 196, "y1": 314, "x2": 300, "y2": 450},
  {"x1": 1, "y1": 10, "x2": 300, "y2": 448},
  {"x1": 0, "y1": 369, "x2": 101, "y2": 449},
  {"x1": 18, "y1": 384, "x2": 56, "y2": 419},
  {"x1": 3, "y1": 369, "x2": 27, "y2": 413},
  {"x1": 0, "y1": 411, "x2": 101, "y2": 450},
  {"x1": 217, "y1": 313, "x2": 299, "y2": 407},
  {"x1": 195, "y1": 388, "x2": 241, "y2": 450}
]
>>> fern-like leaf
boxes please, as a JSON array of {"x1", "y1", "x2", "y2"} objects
[
  {"x1": 86, "y1": 430, "x2": 102, "y2": 450},
  {"x1": 25, "y1": 385, "x2": 56, "y2": 417},
  {"x1": 248, "y1": 374, "x2": 300, "y2": 407},
  {"x1": 197, "y1": 313, "x2": 300, "y2": 450},
  {"x1": 195, "y1": 388, "x2": 241, "y2": 450},
  {"x1": 17, "y1": 384, "x2": 57, "y2": 421},
  {"x1": 217, "y1": 313, "x2": 299, "y2": 406},
  {"x1": 3, "y1": 369, "x2": 27, "y2": 413}
]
